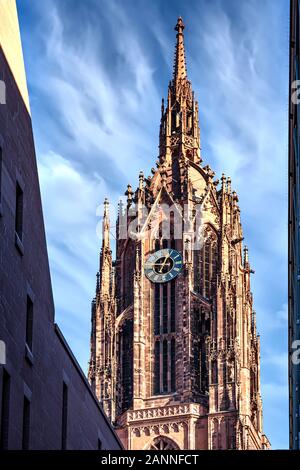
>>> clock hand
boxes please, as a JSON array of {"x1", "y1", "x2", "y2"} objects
[
  {"x1": 159, "y1": 255, "x2": 170, "y2": 273},
  {"x1": 145, "y1": 262, "x2": 166, "y2": 267}
]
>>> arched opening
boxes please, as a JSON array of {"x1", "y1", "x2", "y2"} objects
[
  {"x1": 194, "y1": 224, "x2": 218, "y2": 299},
  {"x1": 147, "y1": 436, "x2": 180, "y2": 450}
]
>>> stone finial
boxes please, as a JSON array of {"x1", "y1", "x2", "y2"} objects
[
  {"x1": 125, "y1": 184, "x2": 133, "y2": 202},
  {"x1": 139, "y1": 171, "x2": 144, "y2": 190},
  {"x1": 227, "y1": 177, "x2": 231, "y2": 194},
  {"x1": 221, "y1": 173, "x2": 226, "y2": 191},
  {"x1": 104, "y1": 197, "x2": 109, "y2": 217}
]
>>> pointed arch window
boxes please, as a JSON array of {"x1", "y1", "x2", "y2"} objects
[
  {"x1": 163, "y1": 340, "x2": 168, "y2": 392},
  {"x1": 194, "y1": 226, "x2": 218, "y2": 299},
  {"x1": 152, "y1": 213, "x2": 177, "y2": 396},
  {"x1": 154, "y1": 284, "x2": 160, "y2": 335},
  {"x1": 162, "y1": 285, "x2": 168, "y2": 334},
  {"x1": 170, "y1": 280, "x2": 176, "y2": 332},
  {"x1": 154, "y1": 341, "x2": 160, "y2": 395},
  {"x1": 123, "y1": 242, "x2": 135, "y2": 308},
  {"x1": 171, "y1": 338, "x2": 176, "y2": 391},
  {"x1": 121, "y1": 319, "x2": 133, "y2": 412},
  {"x1": 148, "y1": 436, "x2": 180, "y2": 450}
]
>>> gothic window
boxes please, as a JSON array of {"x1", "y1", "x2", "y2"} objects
[
  {"x1": 193, "y1": 307, "x2": 209, "y2": 394},
  {"x1": 172, "y1": 159, "x2": 181, "y2": 197},
  {"x1": 163, "y1": 339, "x2": 168, "y2": 392},
  {"x1": 148, "y1": 436, "x2": 180, "y2": 450},
  {"x1": 121, "y1": 319, "x2": 133, "y2": 412},
  {"x1": 250, "y1": 368, "x2": 255, "y2": 400},
  {"x1": 194, "y1": 250, "x2": 200, "y2": 292},
  {"x1": 211, "y1": 359, "x2": 217, "y2": 384},
  {"x1": 204, "y1": 242, "x2": 210, "y2": 295},
  {"x1": 171, "y1": 338, "x2": 176, "y2": 391},
  {"x1": 163, "y1": 285, "x2": 168, "y2": 334},
  {"x1": 154, "y1": 341, "x2": 160, "y2": 395},
  {"x1": 123, "y1": 242, "x2": 135, "y2": 308},
  {"x1": 194, "y1": 338, "x2": 200, "y2": 391},
  {"x1": 152, "y1": 215, "x2": 177, "y2": 396},
  {"x1": 154, "y1": 284, "x2": 160, "y2": 335},
  {"x1": 170, "y1": 280, "x2": 176, "y2": 332},
  {"x1": 194, "y1": 226, "x2": 218, "y2": 299},
  {"x1": 153, "y1": 284, "x2": 177, "y2": 395},
  {"x1": 171, "y1": 110, "x2": 176, "y2": 132},
  {"x1": 171, "y1": 104, "x2": 181, "y2": 133},
  {"x1": 193, "y1": 308, "x2": 201, "y2": 391}
]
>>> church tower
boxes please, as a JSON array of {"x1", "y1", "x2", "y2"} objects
[{"x1": 89, "y1": 18, "x2": 270, "y2": 450}]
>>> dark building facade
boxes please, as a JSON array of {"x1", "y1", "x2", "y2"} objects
[
  {"x1": 289, "y1": 0, "x2": 300, "y2": 451},
  {"x1": 0, "y1": 1, "x2": 122, "y2": 450}
]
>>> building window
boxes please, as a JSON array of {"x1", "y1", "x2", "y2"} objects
[
  {"x1": 154, "y1": 284, "x2": 160, "y2": 335},
  {"x1": 170, "y1": 280, "x2": 176, "y2": 332},
  {"x1": 154, "y1": 341, "x2": 160, "y2": 394},
  {"x1": 211, "y1": 360, "x2": 218, "y2": 384},
  {"x1": 0, "y1": 370, "x2": 10, "y2": 450},
  {"x1": 22, "y1": 397, "x2": 30, "y2": 450},
  {"x1": 194, "y1": 227, "x2": 217, "y2": 298},
  {"x1": 149, "y1": 435, "x2": 180, "y2": 450},
  {"x1": 121, "y1": 319, "x2": 133, "y2": 412},
  {"x1": 163, "y1": 339, "x2": 168, "y2": 392},
  {"x1": 26, "y1": 296, "x2": 33, "y2": 351},
  {"x1": 61, "y1": 383, "x2": 68, "y2": 450},
  {"x1": 15, "y1": 182, "x2": 23, "y2": 241},
  {"x1": 162, "y1": 285, "x2": 168, "y2": 334},
  {"x1": 171, "y1": 338, "x2": 176, "y2": 391},
  {"x1": 153, "y1": 218, "x2": 177, "y2": 395},
  {"x1": 204, "y1": 242, "x2": 210, "y2": 296}
]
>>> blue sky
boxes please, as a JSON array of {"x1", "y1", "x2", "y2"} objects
[{"x1": 17, "y1": 0, "x2": 289, "y2": 448}]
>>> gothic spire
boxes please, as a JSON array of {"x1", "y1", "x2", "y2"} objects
[
  {"x1": 97, "y1": 197, "x2": 112, "y2": 298},
  {"x1": 158, "y1": 18, "x2": 201, "y2": 166},
  {"x1": 102, "y1": 198, "x2": 110, "y2": 249},
  {"x1": 173, "y1": 17, "x2": 187, "y2": 84}
]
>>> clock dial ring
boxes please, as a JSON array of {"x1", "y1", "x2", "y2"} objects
[{"x1": 145, "y1": 248, "x2": 183, "y2": 283}]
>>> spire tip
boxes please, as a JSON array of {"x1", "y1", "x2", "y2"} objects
[{"x1": 175, "y1": 17, "x2": 185, "y2": 33}]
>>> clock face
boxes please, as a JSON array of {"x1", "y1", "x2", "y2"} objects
[{"x1": 144, "y1": 248, "x2": 183, "y2": 283}]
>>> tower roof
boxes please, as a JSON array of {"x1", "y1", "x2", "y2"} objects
[{"x1": 173, "y1": 17, "x2": 187, "y2": 83}]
